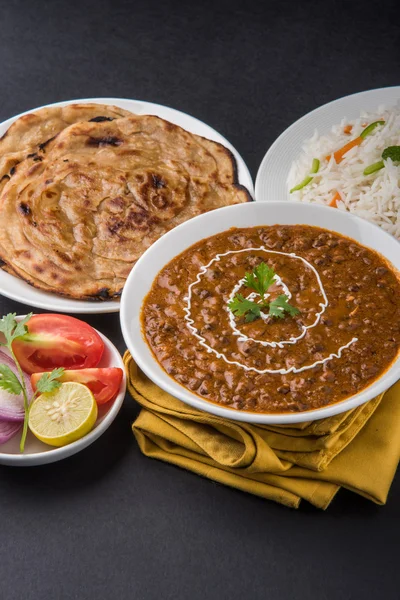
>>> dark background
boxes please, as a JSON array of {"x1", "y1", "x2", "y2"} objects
[{"x1": 0, "y1": 1, "x2": 399, "y2": 598}]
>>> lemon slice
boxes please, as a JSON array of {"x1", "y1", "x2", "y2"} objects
[{"x1": 29, "y1": 382, "x2": 98, "y2": 447}]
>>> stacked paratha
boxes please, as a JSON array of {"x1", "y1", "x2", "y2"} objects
[{"x1": 0, "y1": 104, "x2": 251, "y2": 300}]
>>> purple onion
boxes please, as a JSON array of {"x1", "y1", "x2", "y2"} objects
[
  {"x1": 0, "y1": 349, "x2": 32, "y2": 422},
  {"x1": 0, "y1": 420, "x2": 22, "y2": 444}
]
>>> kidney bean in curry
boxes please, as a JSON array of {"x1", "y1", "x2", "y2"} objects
[{"x1": 141, "y1": 225, "x2": 400, "y2": 413}]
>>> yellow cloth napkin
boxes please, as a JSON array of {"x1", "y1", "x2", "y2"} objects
[{"x1": 124, "y1": 352, "x2": 400, "y2": 509}]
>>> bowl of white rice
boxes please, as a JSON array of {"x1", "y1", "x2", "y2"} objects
[{"x1": 287, "y1": 106, "x2": 400, "y2": 239}]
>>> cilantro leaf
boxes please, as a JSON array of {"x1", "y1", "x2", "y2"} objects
[
  {"x1": 0, "y1": 363, "x2": 23, "y2": 395},
  {"x1": 0, "y1": 313, "x2": 18, "y2": 345},
  {"x1": 12, "y1": 315, "x2": 32, "y2": 340},
  {"x1": 382, "y1": 145, "x2": 400, "y2": 162},
  {"x1": 269, "y1": 295, "x2": 300, "y2": 319},
  {"x1": 245, "y1": 310, "x2": 261, "y2": 323},
  {"x1": 243, "y1": 263, "x2": 276, "y2": 297},
  {"x1": 228, "y1": 294, "x2": 262, "y2": 322},
  {"x1": 0, "y1": 313, "x2": 32, "y2": 346},
  {"x1": 227, "y1": 262, "x2": 300, "y2": 323},
  {"x1": 35, "y1": 367, "x2": 65, "y2": 394}
]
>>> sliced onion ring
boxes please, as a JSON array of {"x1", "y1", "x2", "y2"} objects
[
  {"x1": 0, "y1": 420, "x2": 22, "y2": 444},
  {"x1": 0, "y1": 349, "x2": 32, "y2": 422}
]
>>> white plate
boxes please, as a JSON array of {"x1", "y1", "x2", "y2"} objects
[
  {"x1": 0, "y1": 97, "x2": 254, "y2": 314},
  {"x1": 120, "y1": 201, "x2": 400, "y2": 424},
  {"x1": 255, "y1": 86, "x2": 400, "y2": 202},
  {"x1": 0, "y1": 319, "x2": 126, "y2": 466}
]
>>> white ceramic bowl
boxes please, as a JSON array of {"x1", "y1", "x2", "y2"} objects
[
  {"x1": 120, "y1": 201, "x2": 400, "y2": 424},
  {"x1": 0, "y1": 320, "x2": 126, "y2": 466}
]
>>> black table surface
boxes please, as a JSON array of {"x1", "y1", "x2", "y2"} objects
[{"x1": 0, "y1": 1, "x2": 399, "y2": 598}]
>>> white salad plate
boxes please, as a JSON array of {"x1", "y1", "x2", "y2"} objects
[
  {"x1": 0, "y1": 97, "x2": 254, "y2": 314},
  {"x1": 255, "y1": 86, "x2": 400, "y2": 202},
  {"x1": 0, "y1": 321, "x2": 126, "y2": 466},
  {"x1": 120, "y1": 201, "x2": 400, "y2": 425}
]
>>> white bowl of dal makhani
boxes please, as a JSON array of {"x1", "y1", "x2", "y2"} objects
[{"x1": 120, "y1": 202, "x2": 400, "y2": 424}]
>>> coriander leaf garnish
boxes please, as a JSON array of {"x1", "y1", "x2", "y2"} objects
[
  {"x1": 0, "y1": 312, "x2": 32, "y2": 346},
  {"x1": 269, "y1": 295, "x2": 300, "y2": 319},
  {"x1": 228, "y1": 294, "x2": 262, "y2": 322},
  {"x1": 0, "y1": 364, "x2": 23, "y2": 394},
  {"x1": 35, "y1": 367, "x2": 65, "y2": 394},
  {"x1": 227, "y1": 262, "x2": 300, "y2": 323},
  {"x1": 243, "y1": 262, "x2": 276, "y2": 298}
]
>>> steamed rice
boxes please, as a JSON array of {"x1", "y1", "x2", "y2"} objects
[{"x1": 287, "y1": 105, "x2": 400, "y2": 239}]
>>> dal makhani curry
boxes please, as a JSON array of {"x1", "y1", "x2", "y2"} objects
[{"x1": 142, "y1": 225, "x2": 400, "y2": 413}]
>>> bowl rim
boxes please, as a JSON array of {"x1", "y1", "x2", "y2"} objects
[{"x1": 120, "y1": 201, "x2": 400, "y2": 424}]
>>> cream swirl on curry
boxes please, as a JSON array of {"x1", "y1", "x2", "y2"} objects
[{"x1": 183, "y1": 247, "x2": 358, "y2": 375}]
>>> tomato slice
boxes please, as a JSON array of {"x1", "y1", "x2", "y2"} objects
[
  {"x1": 13, "y1": 314, "x2": 104, "y2": 374},
  {"x1": 31, "y1": 368, "x2": 123, "y2": 405}
]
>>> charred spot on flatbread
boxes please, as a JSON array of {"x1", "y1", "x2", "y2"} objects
[
  {"x1": 89, "y1": 116, "x2": 115, "y2": 123},
  {"x1": 87, "y1": 136, "x2": 123, "y2": 147}
]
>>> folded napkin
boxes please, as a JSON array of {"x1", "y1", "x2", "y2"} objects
[{"x1": 124, "y1": 352, "x2": 400, "y2": 509}]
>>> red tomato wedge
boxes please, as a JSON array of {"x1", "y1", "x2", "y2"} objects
[
  {"x1": 12, "y1": 314, "x2": 104, "y2": 374},
  {"x1": 31, "y1": 368, "x2": 123, "y2": 405}
]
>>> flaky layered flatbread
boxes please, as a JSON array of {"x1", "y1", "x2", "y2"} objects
[{"x1": 0, "y1": 110, "x2": 251, "y2": 300}]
